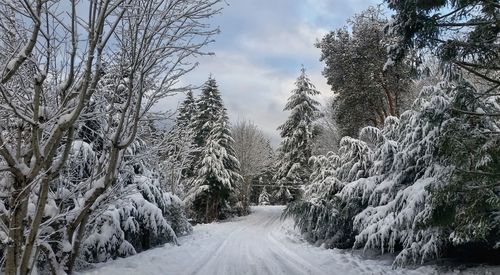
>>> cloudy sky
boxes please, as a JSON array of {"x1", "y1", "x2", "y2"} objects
[{"x1": 158, "y1": 0, "x2": 380, "y2": 146}]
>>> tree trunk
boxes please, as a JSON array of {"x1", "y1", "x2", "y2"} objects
[
  {"x1": 20, "y1": 175, "x2": 51, "y2": 275},
  {"x1": 380, "y1": 72, "x2": 397, "y2": 116},
  {"x1": 5, "y1": 178, "x2": 28, "y2": 275},
  {"x1": 66, "y1": 213, "x2": 89, "y2": 274}
]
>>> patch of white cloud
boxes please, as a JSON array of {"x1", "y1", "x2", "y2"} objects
[
  {"x1": 238, "y1": 23, "x2": 328, "y2": 59},
  {"x1": 302, "y1": 0, "x2": 382, "y2": 26}
]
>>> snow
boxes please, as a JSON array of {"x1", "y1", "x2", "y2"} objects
[{"x1": 74, "y1": 206, "x2": 490, "y2": 275}]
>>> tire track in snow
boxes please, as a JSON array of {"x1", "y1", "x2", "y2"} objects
[
  {"x1": 189, "y1": 206, "x2": 328, "y2": 275},
  {"x1": 187, "y1": 210, "x2": 271, "y2": 275},
  {"x1": 266, "y1": 230, "x2": 328, "y2": 275}
]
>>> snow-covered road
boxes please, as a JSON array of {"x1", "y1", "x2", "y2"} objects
[{"x1": 80, "y1": 206, "x2": 462, "y2": 275}]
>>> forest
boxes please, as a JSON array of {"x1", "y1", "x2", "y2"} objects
[{"x1": 0, "y1": 0, "x2": 498, "y2": 274}]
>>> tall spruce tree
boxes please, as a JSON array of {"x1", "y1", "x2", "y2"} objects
[
  {"x1": 192, "y1": 77, "x2": 224, "y2": 147},
  {"x1": 186, "y1": 77, "x2": 241, "y2": 222},
  {"x1": 274, "y1": 67, "x2": 321, "y2": 203},
  {"x1": 187, "y1": 78, "x2": 224, "y2": 179}
]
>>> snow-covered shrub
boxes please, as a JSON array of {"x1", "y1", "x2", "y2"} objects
[
  {"x1": 284, "y1": 139, "x2": 372, "y2": 248},
  {"x1": 353, "y1": 84, "x2": 455, "y2": 264},
  {"x1": 81, "y1": 205, "x2": 137, "y2": 263},
  {"x1": 286, "y1": 80, "x2": 500, "y2": 266},
  {"x1": 82, "y1": 183, "x2": 182, "y2": 263},
  {"x1": 75, "y1": 139, "x2": 191, "y2": 264}
]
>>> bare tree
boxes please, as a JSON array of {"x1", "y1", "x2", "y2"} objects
[
  {"x1": 0, "y1": 0, "x2": 221, "y2": 273},
  {"x1": 232, "y1": 120, "x2": 273, "y2": 212},
  {"x1": 313, "y1": 98, "x2": 340, "y2": 155},
  {"x1": 161, "y1": 125, "x2": 196, "y2": 198}
]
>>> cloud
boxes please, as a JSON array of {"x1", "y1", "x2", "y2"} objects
[
  {"x1": 238, "y1": 23, "x2": 328, "y2": 60},
  {"x1": 301, "y1": 0, "x2": 382, "y2": 26}
]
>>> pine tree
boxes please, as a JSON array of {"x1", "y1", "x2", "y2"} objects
[
  {"x1": 316, "y1": 8, "x2": 414, "y2": 137},
  {"x1": 188, "y1": 77, "x2": 225, "y2": 179},
  {"x1": 185, "y1": 77, "x2": 242, "y2": 222},
  {"x1": 192, "y1": 77, "x2": 224, "y2": 148},
  {"x1": 258, "y1": 187, "x2": 271, "y2": 206},
  {"x1": 285, "y1": 78, "x2": 500, "y2": 266},
  {"x1": 274, "y1": 67, "x2": 321, "y2": 202}
]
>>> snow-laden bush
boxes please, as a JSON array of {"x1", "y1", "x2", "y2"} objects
[
  {"x1": 285, "y1": 80, "x2": 500, "y2": 266},
  {"x1": 69, "y1": 139, "x2": 192, "y2": 265},
  {"x1": 284, "y1": 137, "x2": 373, "y2": 248},
  {"x1": 350, "y1": 85, "x2": 453, "y2": 265},
  {"x1": 82, "y1": 178, "x2": 186, "y2": 263}
]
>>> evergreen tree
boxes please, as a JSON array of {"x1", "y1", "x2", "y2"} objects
[
  {"x1": 185, "y1": 77, "x2": 242, "y2": 222},
  {"x1": 188, "y1": 77, "x2": 225, "y2": 179},
  {"x1": 285, "y1": 79, "x2": 500, "y2": 266},
  {"x1": 81, "y1": 138, "x2": 191, "y2": 264},
  {"x1": 316, "y1": 7, "x2": 414, "y2": 138},
  {"x1": 192, "y1": 77, "x2": 224, "y2": 148},
  {"x1": 385, "y1": 0, "x2": 499, "y2": 74},
  {"x1": 258, "y1": 187, "x2": 271, "y2": 206},
  {"x1": 274, "y1": 67, "x2": 321, "y2": 203}
]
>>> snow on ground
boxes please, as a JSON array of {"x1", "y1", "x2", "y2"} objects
[{"x1": 79, "y1": 206, "x2": 498, "y2": 275}]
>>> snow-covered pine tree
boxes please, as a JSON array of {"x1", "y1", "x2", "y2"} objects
[
  {"x1": 284, "y1": 135, "x2": 373, "y2": 249},
  {"x1": 186, "y1": 114, "x2": 241, "y2": 222},
  {"x1": 192, "y1": 77, "x2": 224, "y2": 148},
  {"x1": 258, "y1": 187, "x2": 271, "y2": 206},
  {"x1": 274, "y1": 67, "x2": 321, "y2": 203},
  {"x1": 218, "y1": 115, "x2": 245, "y2": 216},
  {"x1": 185, "y1": 77, "x2": 242, "y2": 222},
  {"x1": 188, "y1": 77, "x2": 226, "y2": 184}
]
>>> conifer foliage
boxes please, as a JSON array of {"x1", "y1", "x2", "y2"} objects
[
  {"x1": 192, "y1": 77, "x2": 225, "y2": 148},
  {"x1": 81, "y1": 139, "x2": 191, "y2": 265},
  {"x1": 285, "y1": 79, "x2": 500, "y2": 266},
  {"x1": 185, "y1": 77, "x2": 242, "y2": 222},
  {"x1": 274, "y1": 67, "x2": 321, "y2": 203},
  {"x1": 316, "y1": 8, "x2": 414, "y2": 138},
  {"x1": 285, "y1": 1, "x2": 500, "y2": 267}
]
